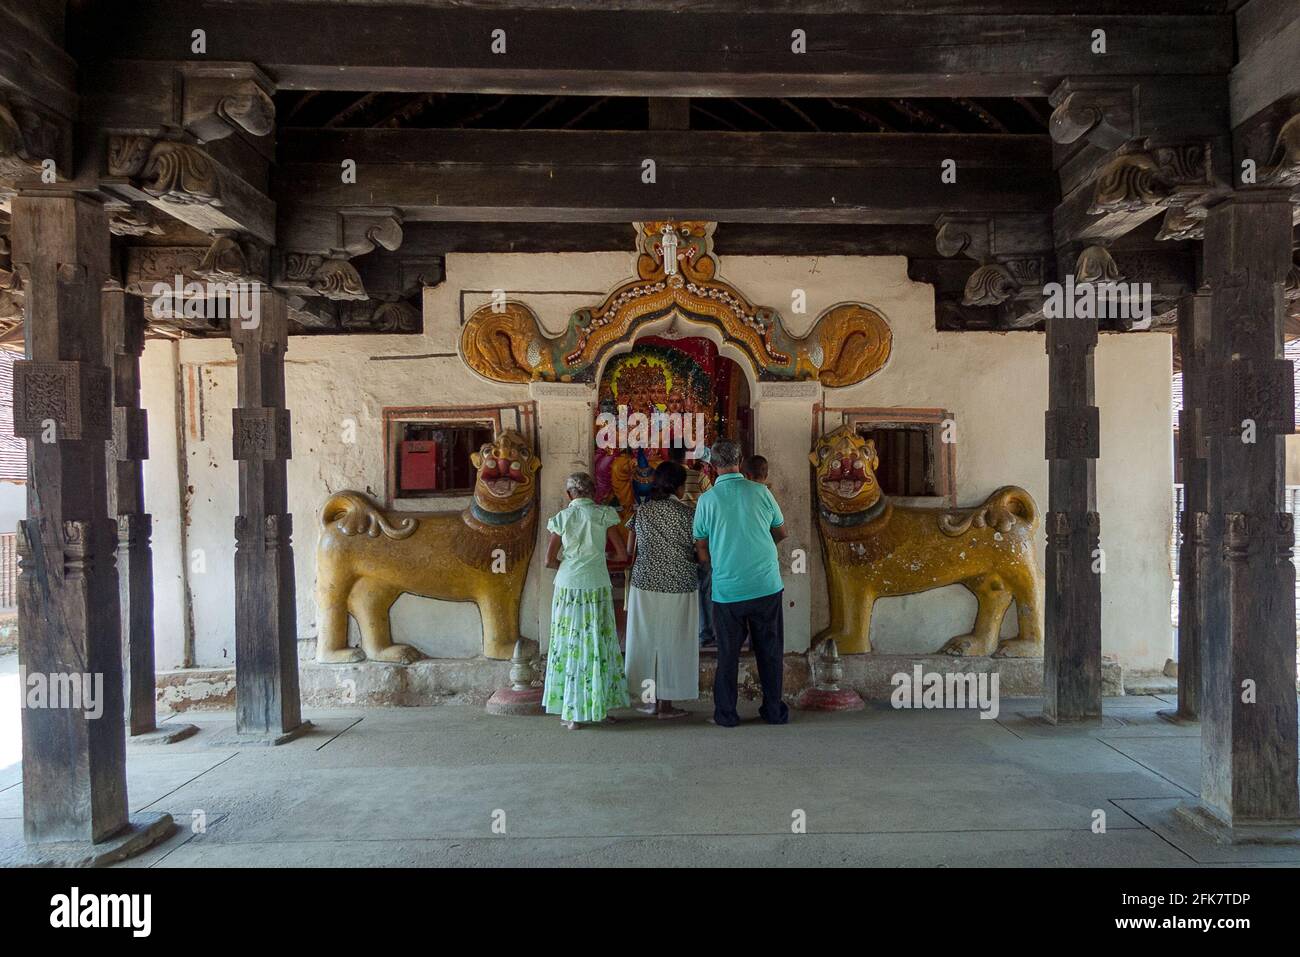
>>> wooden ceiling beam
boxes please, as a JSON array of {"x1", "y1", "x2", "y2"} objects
[
  {"x1": 276, "y1": 129, "x2": 1055, "y2": 225},
  {"x1": 71, "y1": 3, "x2": 1233, "y2": 99}
]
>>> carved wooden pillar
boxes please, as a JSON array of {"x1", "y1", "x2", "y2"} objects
[
  {"x1": 1042, "y1": 246, "x2": 1103, "y2": 724},
  {"x1": 1171, "y1": 291, "x2": 1211, "y2": 722},
  {"x1": 231, "y1": 288, "x2": 307, "y2": 741},
  {"x1": 10, "y1": 192, "x2": 127, "y2": 842},
  {"x1": 1196, "y1": 189, "x2": 1299, "y2": 830},
  {"x1": 102, "y1": 281, "x2": 155, "y2": 735}
]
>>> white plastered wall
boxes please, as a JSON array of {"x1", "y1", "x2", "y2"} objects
[{"x1": 142, "y1": 250, "x2": 1174, "y2": 671}]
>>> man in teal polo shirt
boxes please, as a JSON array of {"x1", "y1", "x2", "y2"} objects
[{"x1": 692, "y1": 439, "x2": 789, "y2": 726}]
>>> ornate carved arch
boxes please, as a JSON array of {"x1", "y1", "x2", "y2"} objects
[{"x1": 459, "y1": 222, "x2": 891, "y2": 387}]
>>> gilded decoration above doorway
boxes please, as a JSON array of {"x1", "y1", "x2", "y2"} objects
[{"x1": 460, "y1": 222, "x2": 892, "y2": 387}]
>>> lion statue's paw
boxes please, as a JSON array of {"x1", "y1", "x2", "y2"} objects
[
  {"x1": 992, "y1": 637, "x2": 1042, "y2": 659},
  {"x1": 317, "y1": 647, "x2": 366, "y2": 665},
  {"x1": 370, "y1": 643, "x2": 426, "y2": 665},
  {"x1": 940, "y1": 634, "x2": 997, "y2": 657}
]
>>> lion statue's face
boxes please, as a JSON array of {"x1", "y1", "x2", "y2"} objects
[
  {"x1": 808, "y1": 425, "x2": 882, "y2": 514},
  {"x1": 471, "y1": 429, "x2": 541, "y2": 514}
]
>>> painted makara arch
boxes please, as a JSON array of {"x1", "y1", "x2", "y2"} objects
[{"x1": 460, "y1": 222, "x2": 892, "y2": 387}]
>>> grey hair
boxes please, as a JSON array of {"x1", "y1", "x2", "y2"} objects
[
  {"x1": 565, "y1": 472, "x2": 596, "y2": 497},
  {"x1": 710, "y1": 439, "x2": 742, "y2": 469}
]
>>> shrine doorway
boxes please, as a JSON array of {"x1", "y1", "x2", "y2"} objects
[
  {"x1": 591, "y1": 335, "x2": 753, "y2": 637},
  {"x1": 593, "y1": 334, "x2": 752, "y2": 509}
]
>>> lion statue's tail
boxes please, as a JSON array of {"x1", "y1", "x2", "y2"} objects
[
  {"x1": 320, "y1": 491, "x2": 418, "y2": 540},
  {"x1": 938, "y1": 486, "x2": 1038, "y2": 537}
]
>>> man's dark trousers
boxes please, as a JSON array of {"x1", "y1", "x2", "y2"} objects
[
  {"x1": 712, "y1": 590, "x2": 789, "y2": 726},
  {"x1": 698, "y1": 563, "x2": 715, "y2": 646}
]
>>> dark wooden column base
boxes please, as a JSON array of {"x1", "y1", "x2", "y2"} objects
[
  {"x1": 1042, "y1": 509, "x2": 1102, "y2": 724},
  {"x1": 234, "y1": 512, "x2": 305, "y2": 737}
]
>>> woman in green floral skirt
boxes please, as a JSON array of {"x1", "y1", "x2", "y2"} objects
[{"x1": 543, "y1": 472, "x2": 630, "y2": 729}]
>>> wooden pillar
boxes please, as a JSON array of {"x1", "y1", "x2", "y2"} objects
[
  {"x1": 231, "y1": 288, "x2": 307, "y2": 740},
  {"x1": 102, "y1": 281, "x2": 157, "y2": 736},
  {"x1": 1196, "y1": 189, "x2": 1299, "y2": 829},
  {"x1": 1171, "y1": 291, "x2": 1211, "y2": 722},
  {"x1": 10, "y1": 192, "x2": 127, "y2": 843},
  {"x1": 1042, "y1": 246, "x2": 1103, "y2": 724}
]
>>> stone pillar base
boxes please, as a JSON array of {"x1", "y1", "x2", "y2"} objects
[
  {"x1": 795, "y1": 687, "x2": 865, "y2": 711},
  {"x1": 127, "y1": 723, "x2": 200, "y2": 745},
  {"x1": 204, "y1": 720, "x2": 314, "y2": 748},
  {"x1": 1175, "y1": 802, "x2": 1300, "y2": 846},
  {"x1": 2, "y1": 812, "x2": 175, "y2": 868},
  {"x1": 1155, "y1": 708, "x2": 1199, "y2": 726},
  {"x1": 486, "y1": 687, "x2": 545, "y2": 716}
]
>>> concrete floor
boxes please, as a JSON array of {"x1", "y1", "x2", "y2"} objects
[{"x1": 1, "y1": 650, "x2": 1299, "y2": 867}]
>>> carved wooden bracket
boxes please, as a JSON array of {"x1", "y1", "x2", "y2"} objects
[
  {"x1": 105, "y1": 135, "x2": 275, "y2": 243},
  {"x1": 1257, "y1": 113, "x2": 1300, "y2": 189},
  {"x1": 180, "y1": 64, "x2": 276, "y2": 142},
  {"x1": 339, "y1": 299, "x2": 421, "y2": 333},
  {"x1": 1048, "y1": 81, "x2": 1133, "y2": 151},
  {"x1": 0, "y1": 90, "x2": 66, "y2": 189},
  {"x1": 125, "y1": 237, "x2": 269, "y2": 294},
  {"x1": 934, "y1": 213, "x2": 1052, "y2": 326},
  {"x1": 275, "y1": 208, "x2": 405, "y2": 300},
  {"x1": 1074, "y1": 245, "x2": 1124, "y2": 284},
  {"x1": 1091, "y1": 142, "x2": 1216, "y2": 215},
  {"x1": 104, "y1": 200, "x2": 164, "y2": 238}
]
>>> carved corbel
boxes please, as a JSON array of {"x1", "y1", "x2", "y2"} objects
[
  {"x1": 1091, "y1": 142, "x2": 1214, "y2": 215},
  {"x1": 934, "y1": 215, "x2": 990, "y2": 262},
  {"x1": 193, "y1": 234, "x2": 270, "y2": 284},
  {"x1": 105, "y1": 135, "x2": 275, "y2": 243},
  {"x1": 962, "y1": 263, "x2": 1018, "y2": 307},
  {"x1": 1155, "y1": 205, "x2": 1207, "y2": 242},
  {"x1": 0, "y1": 91, "x2": 64, "y2": 186},
  {"x1": 339, "y1": 298, "x2": 421, "y2": 333},
  {"x1": 936, "y1": 215, "x2": 1050, "y2": 322},
  {"x1": 310, "y1": 256, "x2": 366, "y2": 301},
  {"x1": 1074, "y1": 245, "x2": 1124, "y2": 285},
  {"x1": 340, "y1": 209, "x2": 404, "y2": 256},
  {"x1": 1257, "y1": 113, "x2": 1300, "y2": 189},
  {"x1": 276, "y1": 209, "x2": 404, "y2": 300},
  {"x1": 0, "y1": 231, "x2": 23, "y2": 327},
  {"x1": 107, "y1": 136, "x2": 222, "y2": 205},
  {"x1": 181, "y1": 64, "x2": 276, "y2": 142},
  {"x1": 1048, "y1": 82, "x2": 1133, "y2": 151},
  {"x1": 104, "y1": 200, "x2": 164, "y2": 238}
]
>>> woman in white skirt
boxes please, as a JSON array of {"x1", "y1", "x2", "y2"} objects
[{"x1": 624, "y1": 460, "x2": 700, "y2": 719}]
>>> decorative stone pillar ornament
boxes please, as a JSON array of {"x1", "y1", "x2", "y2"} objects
[
  {"x1": 796, "y1": 639, "x2": 864, "y2": 712},
  {"x1": 486, "y1": 638, "x2": 545, "y2": 715}
]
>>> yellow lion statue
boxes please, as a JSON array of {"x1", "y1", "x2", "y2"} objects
[
  {"x1": 315, "y1": 430, "x2": 541, "y2": 663},
  {"x1": 810, "y1": 424, "x2": 1043, "y2": 657}
]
